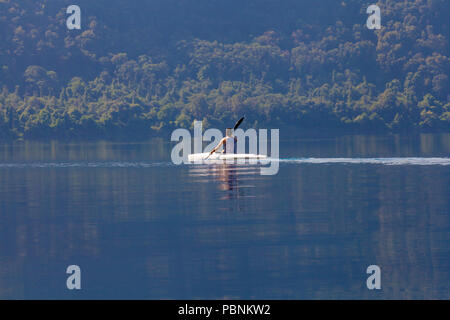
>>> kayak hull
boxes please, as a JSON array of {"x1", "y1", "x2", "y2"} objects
[{"x1": 188, "y1": 153, "x2": 267, "y2": 162}]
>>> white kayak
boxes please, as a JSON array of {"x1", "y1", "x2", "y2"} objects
[{"x1": 188, "y1": 153, "x2": 268, "y2": 162}]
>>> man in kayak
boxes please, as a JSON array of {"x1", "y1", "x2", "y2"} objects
[{"x1": 209, "y1": 128, "x2": 237, "y2": 155}]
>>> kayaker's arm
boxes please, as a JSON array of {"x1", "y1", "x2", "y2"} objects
[{"x1": 209, "y1": 137, "x2": 226, "y2": 155}]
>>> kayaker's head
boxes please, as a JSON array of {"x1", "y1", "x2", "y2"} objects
[{"x1": 226, "y1": 128, "x2": 233, "y2": 137}]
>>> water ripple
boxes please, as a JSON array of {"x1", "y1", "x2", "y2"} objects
[{"x1": 0, "y1": 157, "x2": 449, "y2": 168}]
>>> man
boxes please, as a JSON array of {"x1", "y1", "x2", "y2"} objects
[{"x1": 209, "y1": 128, "x2": 237, "y2": 155}]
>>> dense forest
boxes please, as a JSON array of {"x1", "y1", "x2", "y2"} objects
[{"x1": 0, "y1": 0, "x2": 449, "y2": 139}]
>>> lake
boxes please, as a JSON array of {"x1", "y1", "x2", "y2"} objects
[{"x1": 0, "y1": 134, "x2": 449, "y2": 299}]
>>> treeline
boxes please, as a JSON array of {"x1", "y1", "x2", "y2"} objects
[{"x1": 0, "y1": 0, "x2": 449, "y2": 139}]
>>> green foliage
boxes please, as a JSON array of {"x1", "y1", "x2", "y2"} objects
[{"x1": 0, "y1": 0, "x2": 449, "y2": 139}]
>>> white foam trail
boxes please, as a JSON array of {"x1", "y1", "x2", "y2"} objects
[
  {"x1": 0, "y1": 158, "x2": 449, "y2": 168},
  {"x1": 275, "y1": 157, "x2": 450, "y2": 166}
]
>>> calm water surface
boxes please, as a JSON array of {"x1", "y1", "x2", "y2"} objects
[{"x1": 0, "y1": 134, "x2": 449, "y2": 299}]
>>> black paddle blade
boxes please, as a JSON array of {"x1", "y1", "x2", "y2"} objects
[{"x1": 233, "y1": 117, "x2": 245, "y2": 130}]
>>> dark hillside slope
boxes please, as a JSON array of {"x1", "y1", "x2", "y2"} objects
[{"x1": 0, "y1": 0, "x2": 448, "y2": 139}]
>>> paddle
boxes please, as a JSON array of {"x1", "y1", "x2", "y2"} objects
[
  {"x1": 233, "y1": 116, "x2": 244, "y2": 131},
  {"x1": 205, "y1": 117, "x2": 244, "y2": 160}
]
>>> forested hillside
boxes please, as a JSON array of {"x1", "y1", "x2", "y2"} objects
[{"x1": 0, "y1": 0, "x2": 449, "y2": 139}]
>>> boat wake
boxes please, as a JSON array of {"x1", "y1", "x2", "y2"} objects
[
  {"x1": 0, "y1": 157, "x2": 449, "y2": 168},
  {"x1": 276, "y1": 157, "x2": 450, "y2": 166}
]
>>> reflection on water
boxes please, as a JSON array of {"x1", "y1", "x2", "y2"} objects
[
  {"x1": 0, "y1": 134, "x2": 449, "y2": 299},
  {"x1": 189, "y1": 164, "x2": 262, "y2": 201}
]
